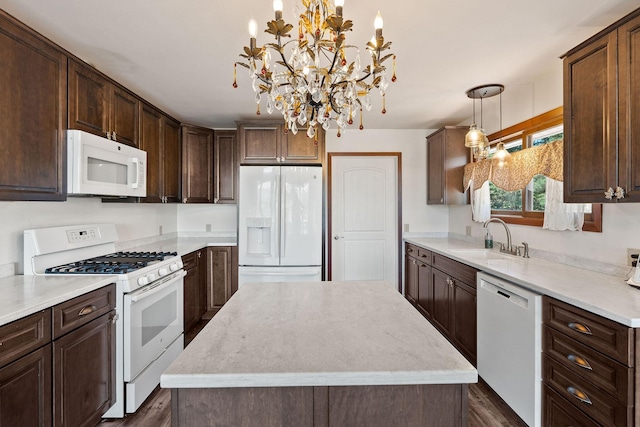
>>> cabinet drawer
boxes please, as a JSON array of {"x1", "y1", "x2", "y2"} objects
[
  {"x1": 543, "y1": 325, "x2": 632, "y2": 403},
  {"x1": 0, "y1": 309, "x2": 51, "y2": 368},
  {"x1": 182, "y1": 251, "x2": 198, "y2": 271},
  {"x1": 53, "y1": 284, "x2": 116, "y2": 339},
  {"x1": 432, "y1": 253, "x2": 478, "y2": 286},
  {"x1": 543, "y1": 355, "x2": 631, "y2": 427},
  {"x1": 405, "y1": 243, "x2": 431, "y2": 264},
  {"x1": 543, "y1": 385, "x2": 601, "y2": 427},
  {"x1": 543, "y1": 297, "x2": 632, "y2": 365}
]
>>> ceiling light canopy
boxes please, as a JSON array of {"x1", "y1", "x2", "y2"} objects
[{"x1": 233, "y1": 0, "x2": 396, "y2": 140}]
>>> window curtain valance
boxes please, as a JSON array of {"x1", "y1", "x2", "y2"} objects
[{"x1": 463, "y1": 140, "x2": 564, "y2": 191}]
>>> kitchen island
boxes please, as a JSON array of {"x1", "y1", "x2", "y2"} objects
[{"x1": 161, "y1": 281, "x2": 477, "y2": 426}]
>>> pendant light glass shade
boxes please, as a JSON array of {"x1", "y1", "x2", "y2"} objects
[
  {"x1": 493, "y1": 142, "x2": 511, "y2": 168},
  {"x1": 465, "y1": 124, "x2": 486, "y2": 148}
]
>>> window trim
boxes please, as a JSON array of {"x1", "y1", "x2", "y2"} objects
[{"x1": 485, "y1": 107, "x2": 602, "y2": 232}]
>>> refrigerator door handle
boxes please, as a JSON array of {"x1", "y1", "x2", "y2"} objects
[
  {"x1": 280, "y1": 172, "x2": 286, "y2": 260},
  {"x1": 241, "y1": 271, "x2": 321, "y2": 277}
]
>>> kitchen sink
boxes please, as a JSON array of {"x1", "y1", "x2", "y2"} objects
[{"x1": 449, "y1": 249, "x2": 513, "y2": 260}]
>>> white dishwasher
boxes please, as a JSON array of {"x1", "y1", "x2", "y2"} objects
[{"x1": 477, "y1": 272, "x2": 542, "y2": 427}]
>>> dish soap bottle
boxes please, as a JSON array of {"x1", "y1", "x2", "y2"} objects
[{"x1": 484, "y1": 229, "x2": 493, "y2": 249}]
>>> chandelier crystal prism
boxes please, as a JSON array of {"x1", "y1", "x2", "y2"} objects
[{"x1": 233, "y1": 0, "x2": 396, "y2": 140}]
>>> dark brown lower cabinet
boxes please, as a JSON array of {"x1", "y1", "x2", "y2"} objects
[
  {"x1": 204, "y1": 246, "x2": 238, "y2": 318},
  {"x1": 53, "y1": 311, "x2": 116, "y2": 427},
  {"x1": 183, "y1": 249, "x2": 207, "y2": 334},
  {"x1": 171, "y1": 384, "x2": 468, "y2": 426},
  {"x1": 404, "y1": 245, "x2": 478, "y2": 367},
  {"x1": 0, "y1": 344, "x2": 52, "y2": 426}
]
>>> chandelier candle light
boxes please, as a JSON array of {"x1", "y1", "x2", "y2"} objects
[{"x1": 233, "y1": 0, "x2": 396, "y2": 140}]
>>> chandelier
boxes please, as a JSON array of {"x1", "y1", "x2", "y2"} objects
[
  {"x1": 464, "y1": 84, "x2": 503, "y2": 160},
  {"x1": 233, "y1": 0, "x2": 396, "y2": 140}
]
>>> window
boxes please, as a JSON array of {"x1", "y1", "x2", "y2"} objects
[{"x1": 484, "y1": 107, "x2": 601, "y2": 231}]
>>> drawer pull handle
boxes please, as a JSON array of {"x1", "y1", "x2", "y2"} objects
[
  {"x1": 407, "y1": 248, "x2": 413, "y2": 253},
  {"x1": 567, "y1": 354, "x2": 592, "y2": 370},
  {"x1": 78, "y1": 305, "x2": 97, "y2": 316},
  {"x1": 420, "y1": 254, "x2": 428, "y2": 258},
  {"x1": 566, "y1": 386, "x2": 592, "y2": 405},
  {"x1": 568, "y1": 322, "x2": 592, "y2": 335}
]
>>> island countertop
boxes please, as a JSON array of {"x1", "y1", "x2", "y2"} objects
[{"x1": 161, "y1": 281, "x2": 477, "y2": 389}]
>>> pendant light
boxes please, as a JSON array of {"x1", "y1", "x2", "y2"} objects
[
  {"x1": 492, "y1": 89, "x2": 511, "y2": 168},
  {"x1": 464, "y1": 84, "x2": 504, "y2": 157}
]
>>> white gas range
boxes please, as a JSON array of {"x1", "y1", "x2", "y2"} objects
[{"x1": 24, "y1": 223, "x2": 185, "y2": 418}]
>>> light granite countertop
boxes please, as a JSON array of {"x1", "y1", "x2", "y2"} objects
[
  {"x1": 161, "y1": 281, "x2": 477, "y2": 389},
  {"x1": 1, "y1": 235, "x2": 237, "y2": 327},
  {"x1": 0, "y1": 274, "x2": 115, "y2": 326},
  {"x1": 405, "y1": 237, "x2": 640, "y2": 327}
]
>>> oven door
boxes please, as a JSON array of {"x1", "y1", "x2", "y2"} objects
[{"x1": 123, "y1": 270, "x2": 185, "y2": 381}]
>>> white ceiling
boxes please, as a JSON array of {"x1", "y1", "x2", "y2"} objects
[{"x1": 1, "y1": 0, "x2": 638, "y2": 130}]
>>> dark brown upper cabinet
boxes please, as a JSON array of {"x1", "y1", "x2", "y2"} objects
[
  {"x1": 140, "y1": 103, "x2": 181, "y2": 203},
  {"x1": 182, "y1": 125, "x2": 214, "y2": 203},
  {"x1": 0, "y1": 10, "x2": 67, "y2": 201},
  {"x1": 563, "y1": 8, "x2": 640, "y2": 203},
  {"x1": 238, "y1": 121, "x2": 324, "y2": 165},
  {"x1": 214, "y1": 130, "x2": 238, "y2": 204},
  {"x1": 68, "y1": 58, "x2": 140, "y2": 147},
  {"x1": 426, "y1": 126, "x2": 469, "y2": 205}
]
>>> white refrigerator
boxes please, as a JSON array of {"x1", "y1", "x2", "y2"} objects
[{"x1": 238, "y1": 165, "x2": 323, "y2": 287}]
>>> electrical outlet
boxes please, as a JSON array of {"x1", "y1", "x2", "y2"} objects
[
  {"x1": 206, "y1": 224, "x2": 212, "y2": 232},
  {"x1": 627, "y1": 248, "x2": 640, "y2": 266},
  {"x1": 465, "y1": 226, "x2": 471, "y2": 236},
  {"x1": 159, "y1": 225, "x2": 163, "y2": 236},
  {"x1": 404, "y1": 224, "x2": 409, "y2": 232}
]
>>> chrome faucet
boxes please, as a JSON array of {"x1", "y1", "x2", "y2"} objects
[{"x1": 483, "y1": 218, "x2": 518, "y2": 256}]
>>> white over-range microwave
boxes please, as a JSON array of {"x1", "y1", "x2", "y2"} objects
[{"x1": 67, "y1": 129, "x2": 147, "y2": 197}]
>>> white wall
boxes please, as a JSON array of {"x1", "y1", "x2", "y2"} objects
[
  {"x1": 449, "y1": 62, "x2": 640, "y2": 267},
  {"x1": 1, "y1": 198, "x2": 177, "y2": 271},
  {"x1": 326, "y1": 128, "x2": 449, "y2": 233},
  {"x1": 176, "y1": 204, "x2": 237, "y2": 232}
]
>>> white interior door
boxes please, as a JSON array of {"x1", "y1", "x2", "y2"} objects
[{"x1": 330, "y1": 155, "x2": 398, "y2": 287}]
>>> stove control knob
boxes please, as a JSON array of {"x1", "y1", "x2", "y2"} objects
[
  {"x1": 159, "y1": 267, "x2": 169, "y2": 277},
  {"x1": 138, "y1": 276, "x2": 149, "y2": 286},
  {"x1": 147, "y1": 273, "x2": 156, "y2": 282},
  {"x1": 170, "y1": 263, "x2": 179, "y2": 272}
]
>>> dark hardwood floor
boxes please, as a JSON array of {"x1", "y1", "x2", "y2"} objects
[{"x1": 101, "y1": 319, "x2": 527, "y2": 427}]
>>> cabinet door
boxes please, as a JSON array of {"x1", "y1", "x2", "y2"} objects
[
  {"x1": 163, "y1": 116, "x2": 182, "y2": 203},
  {"x1": 206, "y1": 247, "x2": 234, "y2": 317},
  {"x1": 451, "y1": 280, "x2": 476, "y2": 366},
  {"x1": 0, "y1": 344, "x2": 52, "y2": 427},
  {"x1": 182, "y1": 125, "x2": 214, "y2": 203},
  {"x1": 416, "y1": 262, "x2": 432, "y2": 319},
  {"x1": 431, "y1": 268, "x2": 452, "y2": 336},
  {"x1": 404, "y1": 255, "x2": 418, "y2": 306},
  {"x1": 618, "y1": 14, "x2": 640, "y2": 203},
  {"x1": 281, "y1": 127, "x2": 324, "y2": 164},
  {"x1": 68, "y1": 59, "x2": 110, "y2": 138},
  {"x1": 427, "y1": 130, "x2": 445, "y2": 204},
  {"x1": 239, "y1": 124, "x2": 280, "y2": 164},
  {"x1": 197, "y1": 250, "x2": 208, "y2": 319},
  {"x1": 140, "y1": 103, "x2": 164, "y2": 203},
  {"x1": 183, "y1": 265, "x2": 199, "y2": 333},
  {"x1": 214, "y1": 130, "x2": 238, "y2": 204},
  {"x1": 110, "y1": 86, "x2": 139, "y2": 147},
  {"x1": 563, "y1": 31, "x2": 618, "y2": 203},
  {"x1": 0, "y1": 12, "x2": 67, "y2": 201},
  {"x1": 53, "y1": 311, "x2": 116, "y2": 427}
]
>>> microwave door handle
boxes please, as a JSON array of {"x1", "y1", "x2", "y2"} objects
[{"x1": 131, "y1": 158, "x2": 140, "y2": 189}]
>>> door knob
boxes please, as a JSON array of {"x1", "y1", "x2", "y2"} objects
[{"x1": 334, "y1": 236, "x2": 343, "y2": 240}]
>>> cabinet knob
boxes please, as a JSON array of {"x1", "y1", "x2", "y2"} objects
[
  {"x1": 106, "y1": 131, "x2": 111, "y2": 140},
  {"x1": 615, "y1": 186, "x2": 625, "y2": 199},
  {"x1": 112, "y1": 131, "x2": 117, "y2": 141},
  {"x1": 446, "y1": 277, "x2": 453, "y2": 286}
]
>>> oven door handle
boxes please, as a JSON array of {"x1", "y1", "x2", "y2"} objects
[{"x1": 129, "y1": 270, "x2": 185, "y2": 303}]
